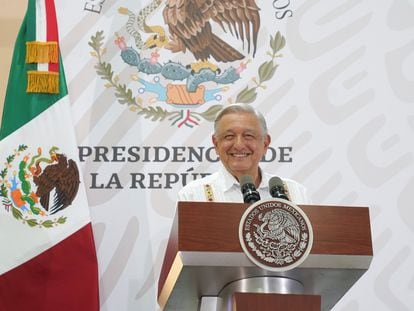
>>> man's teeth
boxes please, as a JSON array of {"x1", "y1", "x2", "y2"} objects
[{"x1": 231, "y1": 153, "x2": 250, "y2": 157}]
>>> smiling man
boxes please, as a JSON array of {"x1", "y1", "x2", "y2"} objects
[{"x1": 178, "y1": 104, "x2": 311, "y2": 204}]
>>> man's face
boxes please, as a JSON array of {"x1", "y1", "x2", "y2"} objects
[{"x1": 212, "y1": 111, "x2": 271, "y2": 182}]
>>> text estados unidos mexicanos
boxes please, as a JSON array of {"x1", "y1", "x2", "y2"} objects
[{"x1": 84, "y1": 0, "x2": 293, "y2": 19}]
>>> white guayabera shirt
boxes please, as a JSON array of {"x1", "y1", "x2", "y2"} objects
[{"x1": 178, "y1": 164, "x2": 311, "y2": 204}]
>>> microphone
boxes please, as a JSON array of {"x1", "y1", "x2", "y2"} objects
[
  {"x1": 240, "y1": 175, "x2": 261, "y2": 204},
  {"x1": 269, "y1": 176, "x2": 289, "y2": 201}
]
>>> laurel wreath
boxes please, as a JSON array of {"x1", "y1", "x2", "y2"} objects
[
  {"x1": 245, "y1": 230, "x2": 308, "y2": 266},
  {"x1": 89, "y1": 30, "x2": 285, "y2": 125},
  {"x1": 234, "y1": 31, "x2": 286, "y2": 104},
  {"x1": 0, "y1": 145, "x2": 66, "y2": 228}
]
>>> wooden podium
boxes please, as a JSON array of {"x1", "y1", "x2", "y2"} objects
[{"x1": 158, "y1": 201, "x2": 373, "y2": 311}]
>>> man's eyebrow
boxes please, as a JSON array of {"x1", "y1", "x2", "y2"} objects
[
  {"x1": 243, "y1": 129, "x2": 260, "y2": 135},
  {"x1": 219, "y1": 130, "x2": 235, "y2": 135}
]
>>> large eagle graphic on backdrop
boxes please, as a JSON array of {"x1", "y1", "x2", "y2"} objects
[{"x1": 159, "y1": 0, "x2": 260, "y2": 63}]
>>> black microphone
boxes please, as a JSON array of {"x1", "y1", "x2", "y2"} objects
[
  {"x1": 269, "y1": 176, "x2": 290, "y2": 201},
  {"x1": 240, "y1": 175, "x2": 261, "y2": 204}
]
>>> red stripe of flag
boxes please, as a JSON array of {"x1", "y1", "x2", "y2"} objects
[
  {"x1": 0, "y1": 224, "x2": 99, "y2": 310},
  {"x1": 45, "y1": 0, "x2": 59, "y2": 72}
]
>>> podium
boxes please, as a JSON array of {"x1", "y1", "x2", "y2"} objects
[{"x1": 158, "y1": 201, "x2": 373, "y2": 311}]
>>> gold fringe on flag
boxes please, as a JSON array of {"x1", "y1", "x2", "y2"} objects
[
  {"x1": 27, "y1": 71, "x2": 59, "y2": 93},
  {"x1": 26, "y1": 41, "x2": 58, "y2": 64}
]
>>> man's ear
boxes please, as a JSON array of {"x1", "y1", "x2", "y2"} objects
[
  {"x1": 212, "y1": 134, "x2": 218, "y2": 148},
  {"x1": 264, "y1": 134, "x2": 271, "y2": 150}
]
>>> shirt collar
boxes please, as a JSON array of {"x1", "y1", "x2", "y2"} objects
[{"x1": 219, "y1": 165, "x2": 269, "y2": 191}]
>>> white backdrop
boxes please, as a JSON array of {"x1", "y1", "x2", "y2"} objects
[{"x1": 52, "y1": 0, "x2": 414, "y2": 309}]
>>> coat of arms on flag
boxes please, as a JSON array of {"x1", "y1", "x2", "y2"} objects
[{"x1": 0, "y1": 145, "x2": 80, "y2": 228}]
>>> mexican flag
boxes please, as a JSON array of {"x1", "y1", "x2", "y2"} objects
[{"x1": 0, "y1": 0, "x2": 99, "y2": 310}]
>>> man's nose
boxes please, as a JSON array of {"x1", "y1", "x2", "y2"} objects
[{"x1": 233, "y1": 135, "x2": 245, "y2": 147}]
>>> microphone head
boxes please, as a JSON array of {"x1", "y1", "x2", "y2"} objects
[
  {"x1": 269, "y1": 176, "x2": 289, "y2": 201},
  {"x1": 239, "y1": 175, "x2": 261, "y2": 204},
  {"x1": 240, "y1": 175, "x2": 254, "y2": 187},
  {"x1": 269, "y1": 176, "x2": 283, "y2": 189}
]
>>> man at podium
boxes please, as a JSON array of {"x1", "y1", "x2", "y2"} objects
[
  {"x1": 160, "y1": 105, "x2": 372, "y2": 311},
  {"x1": 177, "y1": 103, "x2": 311, "y2": 204}
]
